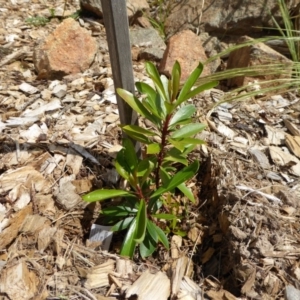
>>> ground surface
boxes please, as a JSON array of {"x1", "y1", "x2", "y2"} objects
[{"x1": 0, "y1": 0, "x2": 300, "y2": 299}]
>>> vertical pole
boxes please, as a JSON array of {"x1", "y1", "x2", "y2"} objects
[{"x1": 100, "y1": 0, "x2": 138, "y2": 129}]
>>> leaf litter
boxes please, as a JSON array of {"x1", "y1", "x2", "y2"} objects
[{"x1": 0, "y1": 0, "x2": 300, "y2": 299}]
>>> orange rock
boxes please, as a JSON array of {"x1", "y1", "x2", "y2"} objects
[
  {"x1": 159, "y1": 30, "x2": 210, "y2": 83},
  {"x1": 34, "y1": 18, "x2": 98, "y2": 79}
]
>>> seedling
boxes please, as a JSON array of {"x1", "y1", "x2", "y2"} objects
[{"x1": 83, "y1": 61, "x2": 218, "y2": 258}]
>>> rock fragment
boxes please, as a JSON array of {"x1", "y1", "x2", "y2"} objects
[
  {"x1": 159, "y1": 30, "x2": 210, "y2": 82},
  {"x1": 33, "y1": 18, "x2": 98, "y2": 79}
]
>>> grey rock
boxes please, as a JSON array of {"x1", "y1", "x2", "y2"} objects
[
  {"x1": 80, "y1": 0, "x2": 149, "y2": 21},
  {"x1": 130, "y1": 27, "x2": 166, "y2": 49},
  {"x1": 284, "y1": 285, "x2": 300, "y2": 300},
  {"x1": 130, "y1": 27, "x2": 166, "y2": 61},
  {"x1": 138, "y1": 47, "x2": 165, "y2": 61},
  {"x1": 164, "y1": 0, "x2": 297, "y2": 37}
]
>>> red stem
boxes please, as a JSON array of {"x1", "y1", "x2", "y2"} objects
[{"x1": 155, "y1": 114, "x2": 172, "y2": 188}]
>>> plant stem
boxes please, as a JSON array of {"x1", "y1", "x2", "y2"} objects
[{"x1": 155, "y1": 114, "x2": 171, "y2": 188}]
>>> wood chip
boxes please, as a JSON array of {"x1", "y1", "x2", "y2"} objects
[
  {"x1": 0, "y1": 259, "x2": 39, "y2": 299},
  {"x1": 284, "y1": 119, "x2": 300, "y2": 136},
  {"x1": 85, "y1": 259, "x2": 115, "y2": 289},
  {"x1": 264, "y1": 125, "x2": 285, "y2": 145},
  {"x1": 269, "y1": 146, "x2": 300, "y2": 176},
  {"x1": 248, "y1": 147, "x2": 270, "y2": 169},
  {"x1": 126, "y1": 270, "x2": 170, "y2": 300},
  {"x1": 285, "y1": 134, "x2": 300, "y2": 158}
]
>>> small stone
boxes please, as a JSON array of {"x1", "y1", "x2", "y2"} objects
[
  {"x1": 52, "y1": 84, "x2": 67, "y2": 98},
  {"x1": 19, "y1": 82, "x2": 39, "y2": 94},
  {"x1": 284, "y1": 285, "x2": 300, "y2": 300}
]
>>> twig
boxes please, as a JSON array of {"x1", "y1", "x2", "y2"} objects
[{"x1": 0, "y1": 49, "x2": 25, "y2": 67}]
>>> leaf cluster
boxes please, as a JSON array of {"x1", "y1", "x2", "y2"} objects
[{"x1": 83, "y1": 61, "x2": 218, "y2": 258}]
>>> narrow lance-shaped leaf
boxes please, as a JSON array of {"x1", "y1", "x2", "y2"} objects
[
  {"x1": 153, "y1": 223, "x2": 169, "y2": 249},
  {"x1": 117, "y1": 88, "x2": 157, "y2": 124},
  {"x1": 82, "y1": 189, "x2": 133, "y2": 202},
  {"x1": 169, "y1": 137, "x2": 205, "y2": 151},
  {"x1": 175, "y1": 62, "x2": 203, "y2": 107},
  {"x1": 146, "y1": 220, "x2": 158, "y2": 242},
  {"x1": 120, "y1": 217, "x2": 137, "y2": 258},
  {"x1": 139, "y1": 231, "x2": 157, "y2": 258},
  {"x1": 134, "y1": 199, "x2": 147, "y2": 244},
  {"x1": 152, "y1": 213, "x2": 177, "y2": 220},
  {"x1": 111, "y1": 217, "x2": 135, "y2": 232},
  {"x1": 161, "y1": 74, "x2": 170, "y2": 102},
  {"x1": 136, "y1": 82, "x2": 164, "y2": 121},
  {"x1": 102, "y1": 205, "x2": 137, "y2": 217},
  {"x1": 145, "y1": 62, "x2": 167, "y2": 102},
  {"x1": 150, "y1": 161, "x2": 199, "y2": 198},
  {"x1": 169, "y1": 104, "x2": 196, "y2": 127},
  {"x1": 136, "y1": 159, "x2": 155, "y2": 185},
  {"x1": 121, "y1": 125, "x2": 156, "y2": 144},
  {"x1": 122, "y1": 125, "x2": 157, "y2": 137},
  {"x1": 177, "y1": 182, "x2": 195, "y2": 203},
  {"x1": 171, "y1": 60, "x2": 181, "y2": 102},
  {"x1": 122, "y1": 138, "x2": 138, "y2": 171},
  {"x1": 171, "y1": 123, "x2": 206, "y2": 139},
  {"x1": 147, "y1": 143, "x2": 161, "y2": 154},
  {"x1": 183, "y1": 81, "x2": 218, "y2": 100}
]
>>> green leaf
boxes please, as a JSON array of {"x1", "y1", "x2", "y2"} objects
[
  {"x1": 120, "y1": 217, "x2": 137, "y2": 258},
  {"x1": 154, "y1": 93, "x2": 167, "y2": 119},
  {"x1": 169, "y1": 137, "x2": 205, "y2": 151},
  {"x1": 122, "y1": 125, "x2": 156, "y2": 137},
  {"x1": 122, "y1": 138, "x2": 138, "y2": 171},
  {"x1": 134, "y1": 199, "x2": 147, "y2": 244},
  {"x1": 115, "y1": 147, "x2": 136, "y2": 185},
  {"x1": 171, "y1": 123, "x2": 206, "y2": 139},
  {"x1": 139, "y1": 231, "x2": 157, "y2": 258},
  {"x1": 147, "y1": 143, "x2": 161, "y2": 154},
  {"x1": 154, "y1": 224, "x2": 169, "y2": 249},
  {"x1": 111, "y1": 217, "x2": 135, "y2": 231},
  {"x1": 146, "y1": 221, "x2": 158, "y2": 242},
  {"x1": 148, "y1": 196, "x2": 163, "y2": 213},
  {"x1": 121, "y1": 125, "x2": 156, "y2": 144},
  {"x1": 136, "y1": 159, "x2": 155, "y2": 185},
  {"x1": 117, "y1": 88, "x2": 157, "y2": 123},
  {"x1": 82, "y1": 189, "x2": 132, "y2": 202},
  {"x1": 184, "y1": 81, "x2": 218, "y2": 100},
  {"x1": 159, "y1": 167, "x2": 171, "y2": 186},
  {"x1": 122, "y1": 131, "x2": 151, "y2": 144},
  {"x1": 161, "y1": 74, "x2": 170, "y2": 101},
  {"x1": 169, "y1": 104, "x2": 196, "y2": 127},
  {"x1": 145, "y1": 62, "x2": 167, "y2": 102},
  {"x1": 102, "y1": 205, "x2": 138, "y2": 217},
  {"x1": 175, "y1": 62, "x2": 203, "y2": 107},
  {"x1": 177, "y1": 182, "x2": 195, "y2": 203},
  {"x1": 173, "y1": 230, "x2": 187, "y2": 237},
  {"x1": 136, "y1": 82, "x2": 161, "y2": 119},
  {"x1": 171, "y1": 61, "x2": 181, "y2": 102},
  {"x1": 150, "y1": 161, "x2": 199, "y2": 199},
  {"x1": 152, "y1": 213, "x2": 177, "y2": 220},
  {"x1": 164, "y1": 154, "x2": 188, "y2": 166}
]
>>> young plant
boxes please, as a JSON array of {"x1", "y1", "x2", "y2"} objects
[{"x1": 82, "y1": 61, "x2": 218, "y2": 258}]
